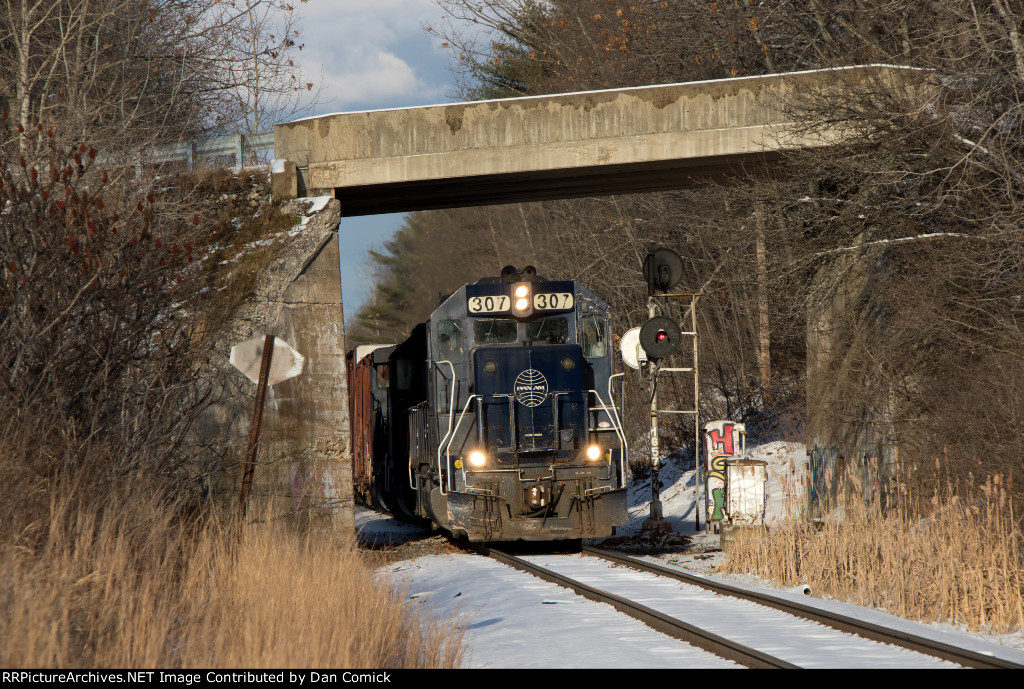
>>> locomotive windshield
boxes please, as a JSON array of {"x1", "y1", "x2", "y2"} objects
[
  {"x1": 474, "y1": 318, "x2": 517, "y2": 344},
  {"x1": 525, "y1": 316, "x2": 568, "y2": 344},
  {"x1": 473, "y1": 316, "x2": 572, "y2": 345}
]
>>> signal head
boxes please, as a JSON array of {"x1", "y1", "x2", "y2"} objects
[
  {"x1": 642, "y1": 248, "x2": 683, "y2": 295},
  {"x1": 639, "y1": 316, "x2": 682, "y2": 359}
]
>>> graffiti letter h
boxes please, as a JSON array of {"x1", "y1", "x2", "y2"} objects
[{"x1": 707, "y1": 424, "x2": 735, "y2": 456}]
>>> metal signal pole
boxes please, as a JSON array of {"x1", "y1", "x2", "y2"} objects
[{"x1": 647, "y1": 297, "x2": 665, "y2": 525}]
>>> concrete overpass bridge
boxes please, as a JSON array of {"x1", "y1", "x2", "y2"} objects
[
  {"x1": 271, "y1": 64, "x2": 923, "y2": 213},
  {"x1": 246, "y1": 65, "x2": 926, "y2": 532}
]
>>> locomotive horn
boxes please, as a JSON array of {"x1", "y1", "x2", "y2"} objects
[
  {"x1": 520, "y1": 265, "x2": 537, "y2": 281},
  {"x1": 500, "y1": 265, "x2": 518, "y2": 283}
]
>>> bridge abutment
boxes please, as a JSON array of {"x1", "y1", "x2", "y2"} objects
[{"x1": 198, "y1": 196, "x2": 353, "y2": 534}]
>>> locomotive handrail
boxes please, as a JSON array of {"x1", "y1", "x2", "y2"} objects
[
  {"x1": 443, "y1": 393, "x2": 479, "y2": 493},
  {"x1": 589, "y1": 387, "x2": 627, "y2": 489},
  {"x1": 608, "y1": 372, "x2": 628, "y2": 475},
  {"x1": 433, "y1": 360, "x2": 459, "y2": 496}
]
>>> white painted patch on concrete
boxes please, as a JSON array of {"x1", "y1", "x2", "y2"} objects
[{"x1": 306, "y1": 196, "x2": 333, "y2": 215}]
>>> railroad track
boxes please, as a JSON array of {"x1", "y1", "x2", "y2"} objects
[{"x1": 480, "y1": 545, "x2": 1023, "y2": 669}]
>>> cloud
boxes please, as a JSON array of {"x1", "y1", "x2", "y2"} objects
[
  {"x1": 299, "y1": 0, "x2": 441, "y2": 38},
  {"x1": 290, "y1": 0, "x2": 452, "y2": 112},
  {"x1": 319, "y1": 50, "x2": 419, "y2": 106}
]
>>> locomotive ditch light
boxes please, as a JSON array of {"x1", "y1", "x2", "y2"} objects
[
  {"x1": 639, "y1": 316, "x2": 682, "y2": 360},
  {"x1": 585, "y1": 444, "x2": 603, "y2": 461},
  {"x1": 468, "y1": 450, "x2": 487, "y2": 468}
]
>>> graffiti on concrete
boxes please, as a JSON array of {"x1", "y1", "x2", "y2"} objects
[
  {"x1": 704, "y1": 420, "x2": 745, "y2": 523},
  {"x1": 707, "y1": 455, "x2": 727, "y2": 522}
]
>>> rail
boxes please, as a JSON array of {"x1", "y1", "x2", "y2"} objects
[
  {"x1": 483, "y1": 547, "x2": 796, "y2": 669},
  {"x1": 582, "y1": 547, "x2": 1024, "y2": 670}
]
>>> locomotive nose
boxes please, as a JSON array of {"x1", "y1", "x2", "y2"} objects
[{"x1": 473, "y1": 344, "x2": 586, "y2": 456}]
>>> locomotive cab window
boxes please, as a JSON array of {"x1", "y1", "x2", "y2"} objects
[
  {"x1": 474, "y1": 318, "x2": 517, "y2": 345},
  {"x1": 436, "y1": 319, "x2": 465, "y2": 363},
  {"x1": 581, "y1": 314, "x2": 607, "y2": 358},
  {"x1": 526, "y1": 316, "x2": 568, "y2": 344}
]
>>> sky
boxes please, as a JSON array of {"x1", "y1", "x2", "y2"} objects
[
  {"x1": 286, "y1": 0, "x2": 464, "y2": 322},
  {"x1": 358, "y1": 442, "x2": 1024, "y2": 668}
]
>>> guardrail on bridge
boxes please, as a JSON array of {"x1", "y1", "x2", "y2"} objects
[{"x1": 101, "y1": 131, "x2": 275, "y2": 176}]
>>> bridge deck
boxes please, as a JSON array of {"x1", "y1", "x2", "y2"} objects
[{"x1": 273, "y1": 65, "x2": 927, "y2": 215}]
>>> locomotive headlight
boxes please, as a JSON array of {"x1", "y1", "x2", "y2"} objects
[
  {"x1": 513, "y1": 283, "x2": 530, "y2": 312},
  {"x1": 585, "y1": 444, "x2": 603, "y2": 461},
  {"x1": 468, "y1": 450, "x2": 487, "y2": 468}
]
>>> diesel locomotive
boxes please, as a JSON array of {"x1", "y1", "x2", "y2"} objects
[{"x1": 348, "y1": 265, "x2": 628, "y2": 542}]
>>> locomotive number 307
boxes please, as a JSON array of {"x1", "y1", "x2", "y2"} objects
[
  {"x1": 468, "y1": 295, "x2": 511, "y2": 313},
  {"x1": 534, "y1": 292, "x2": 574, "y2": 310}
]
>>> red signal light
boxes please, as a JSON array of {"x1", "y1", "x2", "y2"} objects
[{"x1": 639, "y1": 317, "x2": 681, "y2": 360}]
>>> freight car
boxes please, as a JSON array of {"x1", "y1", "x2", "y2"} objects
[
  {"x1": 346, "y1": 344, "x2": 395, "y2": 511},
  {"x1": 349, "y1": 266, "x2": 628, "y2": 542}
]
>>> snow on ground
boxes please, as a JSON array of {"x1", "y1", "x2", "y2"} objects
[
  {"x1": 391, "y1": 554, "x2": 738, "y2": 669},
  {"x1": 623, "y1": 440, "x2": 808, "y2": 537},
  {"x1": 361, "y1": 440, "x2": 1024, "y2": 667},
  {"x1": 355, "y1": 506, "x2": 430, "y2": 545}
]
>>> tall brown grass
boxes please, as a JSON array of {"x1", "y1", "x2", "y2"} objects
[
  {"x1": 0, "y1": 479, "x2": 464, "y2": 668},
  {"x1": 718, "y1": 473, "x2": 1024, "y2": 634}
]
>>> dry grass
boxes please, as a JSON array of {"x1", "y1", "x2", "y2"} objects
[
  {"x1": 0, "y1": 483, "x2": 464, "y2": 668},
  {"x1": 718, "y1": 473, "x2": 1024, "y2": 634}
]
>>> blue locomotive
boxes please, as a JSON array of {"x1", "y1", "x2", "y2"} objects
[{"x1": 352, "y1": 265, "x2": 628, "y2": 542}]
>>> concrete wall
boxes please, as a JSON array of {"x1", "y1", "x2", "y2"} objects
[
  {"x1": 197, "y1": 196, "x2": 352, "y2": 534},
  {"x1": 805, "y1": 234, "x2": 897, "y2": 516}
]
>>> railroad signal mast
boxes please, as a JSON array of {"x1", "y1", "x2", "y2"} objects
[{"x1": 633, "y1": 248, "x2": 701, "y2": 532}]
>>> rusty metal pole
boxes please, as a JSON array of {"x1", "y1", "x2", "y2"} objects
[{"x1": 239, "y1": 334, "x2": 275, "y2": 524}]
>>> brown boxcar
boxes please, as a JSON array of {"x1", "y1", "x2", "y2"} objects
[{"x1": 347, "y1": 344, "x2": 394, "y2": 510}]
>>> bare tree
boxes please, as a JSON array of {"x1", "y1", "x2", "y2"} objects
[
  {"x1": 0, "y1": 119, "x2": 214, "y2": 481},
  {"x1": 398, "y1": 0, "x2": 1024, "y2": 503},
  {"x1": 199, "y1": 0, "x2": 322, "y2": 145},
  {"x1": 0, "y1": 0, "x2": 319, "y2": 158}
]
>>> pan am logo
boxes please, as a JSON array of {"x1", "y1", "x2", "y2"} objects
[{"x1": 514, "y1": 369, "x2": 549, "y2": 407}]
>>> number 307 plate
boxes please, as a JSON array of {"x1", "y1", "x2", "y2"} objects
[
  {"x1": 468, "y1": 295, "x2": 510, "y2": 313},
  {"x1": 534, "y1": 292, "x2": 574, "y2": 310}
]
